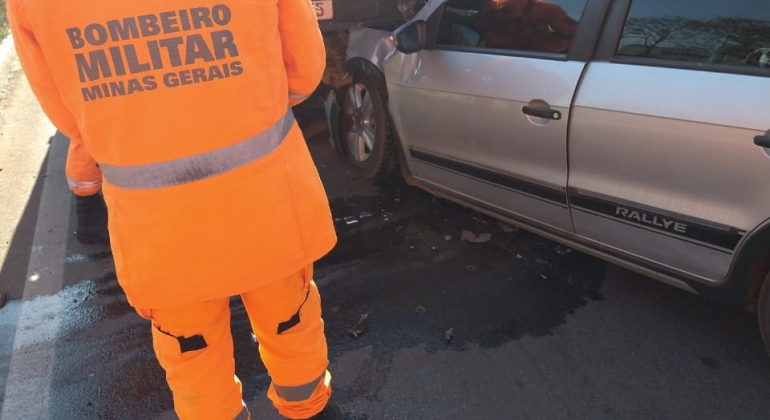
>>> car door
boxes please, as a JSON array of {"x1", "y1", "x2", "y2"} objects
[
  {"x1": 568, "y1": 0, "x2": 770, "y2": 282},
  {"x1": 384, "y1": 0, "x2": 605, "y2": 233}
]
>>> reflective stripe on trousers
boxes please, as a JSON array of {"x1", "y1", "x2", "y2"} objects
[
  {"x1": 272, "y1": 372, "x2": 325, "y2": 402},
  {"x1": 99, "y1": 106, "x2": 294, "y2": 189},
  {"x1": 140, "y1": 267, "x2": 330, "y2": 419}
]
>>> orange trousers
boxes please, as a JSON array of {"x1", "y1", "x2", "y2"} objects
[
  {"x1": 137, "y1": 264, "x2": 331, "y2": 420},
  {"x1": 64, "y1": 133, "x2": 102, "y2": 197}
]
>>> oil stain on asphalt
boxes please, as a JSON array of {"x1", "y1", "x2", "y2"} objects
[{"x1": 233, "y1": 178, "x2": 608, "y2": 407}]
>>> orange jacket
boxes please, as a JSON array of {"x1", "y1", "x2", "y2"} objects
[
  {"x1": 9, "y1": 0, "x2": 337, "y2": 308},
  {"x1": 477, "y1": 0, "x2": 577, "y2": 53}
]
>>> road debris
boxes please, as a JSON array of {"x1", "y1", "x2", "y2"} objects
[
  {"x1": 360, "y1": 211, "x2": 372, "y2": 218},
  {"x1": 541, "y1": 274, "x2": 548, "y2": 279},
  {"x1": 471, "y1": 215, "x2": 489, "y2": 224},
  {"x1": 465, "y1": 265, "x2": 477, "y2": 272},
  {"x1": 444, "y1": 235, "x2": 452, "y2": 241},
  {"x1": 415, "y1": 306, "x2": 426, "y2": 314},
  {"x1": 497, "y1": 221, "x2": 518, "y2": 233},
  {"x1": 555, "y1": 246, "x2": 572, "y2": 255},
  {"x1": 461, "y1": 230, "x2": 492, "y2": 243},
  {"x1": 445, "y1": 327, "x2": 455, "y2": 344},
  {"x1": 516, "y1": 254, "x2": 524, "y2": 259},
  {"x1": 348, "y1": 313, "x2": 369, "y2": 338},
  {"x1": 343, "y1": 216, "x2": 358, "y2": 225}
]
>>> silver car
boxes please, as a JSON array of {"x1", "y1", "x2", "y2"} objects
[{"x1": 323, "y1": 0, "x2": 770, "y2": 354}]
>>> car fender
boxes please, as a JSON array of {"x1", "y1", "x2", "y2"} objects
[
  {"x1": 712, "y1": 216, "x2": 770, "y2": 310},
  {"x1": 343, "y1": 0, "x2": 447, "y2": 91},
  {"x1": 344, "y1": 29, "x2": 397, "y2": 99}
]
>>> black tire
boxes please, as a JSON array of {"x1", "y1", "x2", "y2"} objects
[
  {"x1": 338, "y1": 71, "x2": 398, "y2": 180},
  {"x1": 759, "y1": 273, "x2": 770, "y2": 355}
]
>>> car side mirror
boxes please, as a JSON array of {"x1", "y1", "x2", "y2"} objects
[{"x1": 393, "y1": 20, "x2": 427, "y2": 54}]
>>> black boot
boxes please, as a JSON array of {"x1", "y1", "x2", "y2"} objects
[
  {"x1": 306, "y1": 401, "x2": 342, "y2": 420},
  {"x1": 74, "y1": 193, "x2": 110, "y2": 245}
]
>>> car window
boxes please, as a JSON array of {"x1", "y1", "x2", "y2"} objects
[
  {"x1": 435, "y1": 0, "x2": 588, "y2": 55},
  {"x1": 616, "y1": 0, "x2": 770, "y2": 72}
]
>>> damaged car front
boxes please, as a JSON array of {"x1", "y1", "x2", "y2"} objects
[{"x1": 322, "y1": 0, "x2": 436, "y2": 178}]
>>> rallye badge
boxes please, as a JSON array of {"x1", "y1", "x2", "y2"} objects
[{"x1": 615, "y1": 206, "x2": 687, "y2": 234}]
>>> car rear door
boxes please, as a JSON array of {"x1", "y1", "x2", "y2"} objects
[
  {"x1": 385, "y1": 0, "x2": 607, "y2": 233},
  {"x1": 568, "y1": 0, "x2": 770, "y2": 282}
]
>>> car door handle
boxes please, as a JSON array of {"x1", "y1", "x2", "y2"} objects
[
  {"x1": 522, "y1": 106, "x2": 562, "y2": 120},
  {"x1": 755, "y1": 135, "x2": 770, "y2": 148}
]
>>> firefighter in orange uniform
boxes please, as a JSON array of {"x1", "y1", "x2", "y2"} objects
[
  {"x1": 61, "y1": 131, "x2": 110, "y2": 244},
  {"x1": 8, "y1": 0, "x2": 340, "y2": 419}
]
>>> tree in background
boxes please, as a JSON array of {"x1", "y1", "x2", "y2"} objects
[{"x1": 622, "y1": 16, "x2": 690, "y2": 57}]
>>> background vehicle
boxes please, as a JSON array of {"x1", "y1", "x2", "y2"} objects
[
  {"x1": 312, "y1": 0, "x2": 410, "y2": 32},
  {"x1": 323, "y1": 0, "x2": 770, "y2": 353}
]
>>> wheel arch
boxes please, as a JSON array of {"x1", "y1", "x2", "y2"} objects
[
  {"x1": 344, "y1": 57, "x2": 418, "y2": 182},
  {"x1": 345, "y1": 57, "x2": 389, "y2": 103},
  {"x1": 323, "y1": 57, "x2": 388, "y2": 160},
  {"x1": 711, "y1": 217, "x2": 770, "y2": 311}
]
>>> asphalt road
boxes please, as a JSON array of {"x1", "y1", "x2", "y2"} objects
[{"x1": 1, "y1": 41, "x2": 770, "y2": 420}]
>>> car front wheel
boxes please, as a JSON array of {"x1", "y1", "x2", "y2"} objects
[{"x1": 339, "y1": 71, "x2": 397, "y2": 179}]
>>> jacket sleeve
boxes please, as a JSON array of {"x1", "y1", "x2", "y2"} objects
[
  {"x1": 278, "y1": 0, "x2": 326, "y2": 106},
  {"x1": 7, "y1": 0, "x2": 82, "y2": 142}
]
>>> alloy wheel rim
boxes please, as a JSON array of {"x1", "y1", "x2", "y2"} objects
[{"x1": 342, "y1": 83, "x2": 376, "y2": 163}]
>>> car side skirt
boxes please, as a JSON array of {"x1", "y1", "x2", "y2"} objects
[{"x1": 406, "y1": 147, "x2": 758, "y2": 307}]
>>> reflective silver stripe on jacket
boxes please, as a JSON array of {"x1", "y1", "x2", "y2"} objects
[
  {"x1": 272, "y1": 372, "x2": 325, "y2": 402},
  {"x1": 99, "y1": 106, "x2": 294, "y2": 190},
  {"x1": 289, "y1": 92, "x2": 309, "y2": 101},
  {"x1": 66, "y1": 177, "x2": 102, "y2": 191}
]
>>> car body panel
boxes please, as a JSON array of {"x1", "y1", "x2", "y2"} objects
[
  {"x1": 342, "y1": 0, "x2": 447, "y2": 70},
  {"x1": 416, "y1": 175, "x2": 701, "y2": 295},
  {"x1": 569, "y1": 62, "x2": 770, "y2": 281},
  {"x1": 384, "y1": 49, "x2": 585, "y2": 232},
  {"x1": 346, "y1": 28, "x2": 397, "y2": 71}
]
